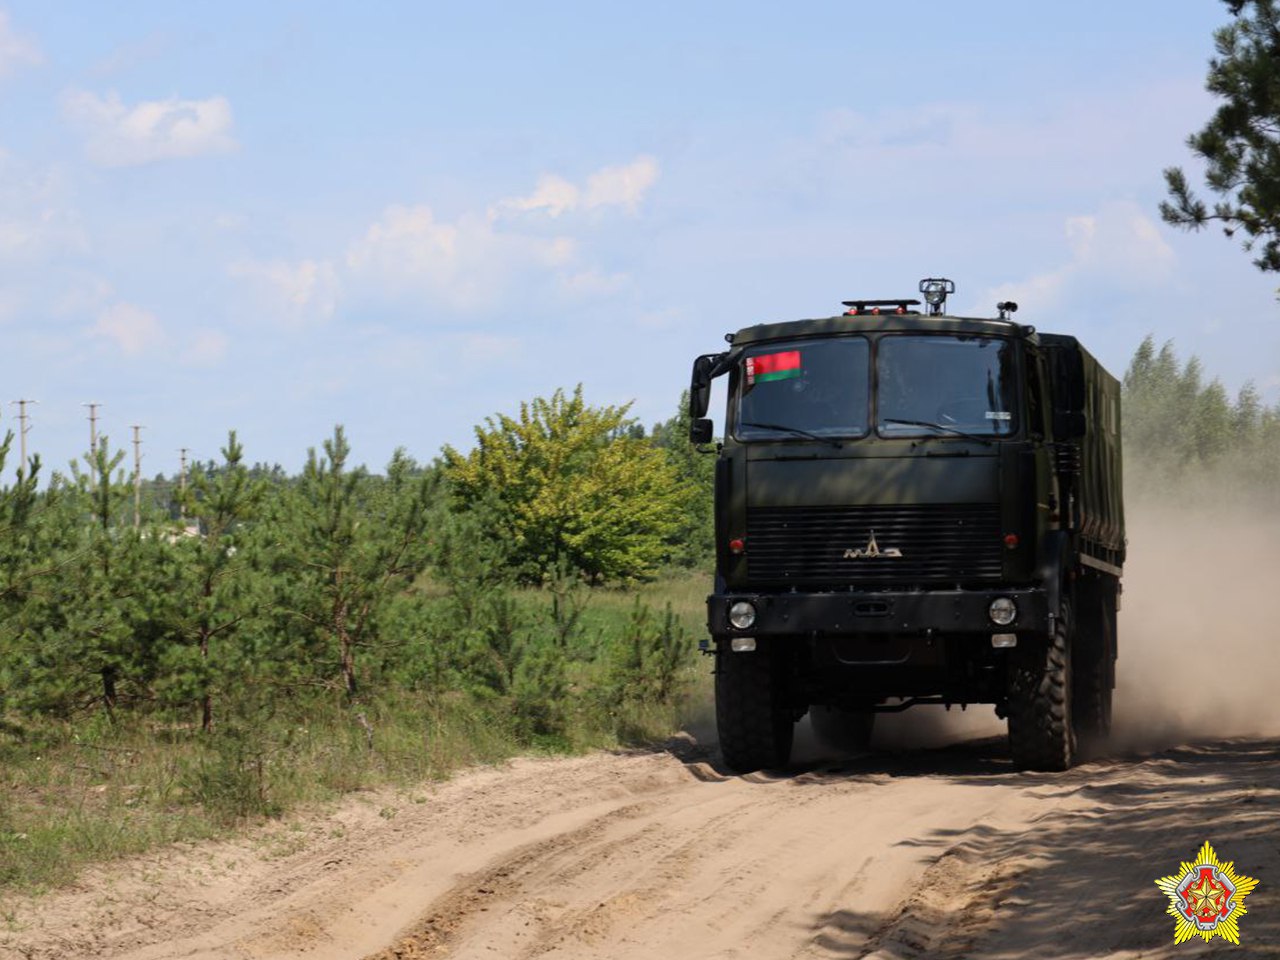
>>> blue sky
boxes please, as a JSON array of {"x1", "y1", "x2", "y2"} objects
[{"x1": 1, "y1": 1, "x2": 1275, "y2": 477}]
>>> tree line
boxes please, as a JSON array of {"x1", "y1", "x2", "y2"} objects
[
  {"x1": 0, "y1": 336, "x2": 1271, "y2": 741},
  {"x1": 0, "y1": 390, "x2": 707, "y2": 747},
  {"x1": 1122, "y1": 334, "x2": 1280, "y2": 502}
]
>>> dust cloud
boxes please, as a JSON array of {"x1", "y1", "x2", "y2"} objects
[
  {"x1": 864, "y1": 497, "x2": 1280, "y2": 756},
  {"x1": 1111, "y1": 499, "x2": 1280, "y2": 749},
  {"x1": 867, "y1": 497, "x2": 1280, "y2": 755}
]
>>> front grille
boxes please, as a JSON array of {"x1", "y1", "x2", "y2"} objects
[{"x1": 746, "y1": 504, "x2": 1002, "y2": 586}]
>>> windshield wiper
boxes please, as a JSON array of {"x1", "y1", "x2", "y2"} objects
[
  {"x1": 881, "y1": 418, "x2": 993, "y2": 445},
  {"x1": 739, "y1": 421, "x2": 843, "y2": 448}
]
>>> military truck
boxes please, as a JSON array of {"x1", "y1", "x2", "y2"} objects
[{"x1": 688, "y1": 279, "x2": 1124, "y2": 772}]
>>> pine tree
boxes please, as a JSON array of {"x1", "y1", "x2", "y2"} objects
[
  {"x1": 168, "y1": 432, "x2": 266, "y2": 731},
  {"x1": 276, "y1": 428, "x2": 434, "y2": 700},
  {"x1": 1162, "y1": 1, "x2": 1280, "y2": 273}
]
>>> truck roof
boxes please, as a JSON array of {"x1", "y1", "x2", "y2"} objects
[{"x1": 730, "y1": 313, "x2": 1033, "y2": 346}]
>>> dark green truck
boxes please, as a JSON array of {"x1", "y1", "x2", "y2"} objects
[{"x1": 689, "y1": 279, "x2": 1124, "y2": 772}]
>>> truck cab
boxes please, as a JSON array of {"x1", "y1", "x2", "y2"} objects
[{"x1": 690, "y1": 279, "x2": 1124, "y2": 772}]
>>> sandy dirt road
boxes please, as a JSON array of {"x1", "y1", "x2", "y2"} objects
[
  {"x1": 3, "y1": 730, "x2": 1278, "y2": 960},
  {"x1": 4, "y1": 508, "x2": 1279, "y2": 959}
]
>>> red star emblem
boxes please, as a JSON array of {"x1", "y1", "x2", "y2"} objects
[{"x1": 1181, "y1": 867, "x2": 1231, "y2": 922}]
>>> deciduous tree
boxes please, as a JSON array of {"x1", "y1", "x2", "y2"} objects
[{"x1": 443, "y1": 387, "x2": 684, "y2": 583}]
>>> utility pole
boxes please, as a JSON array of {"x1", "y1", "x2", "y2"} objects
[
  {"x1": 83, "y1": 402, "x2": 102, "y2": 452},
  {"x1": 178, "y1": 447, "x2": 189, "y2": 521},
  {"x1": 131, "y1": 425, "x2": 144, "y2": 529},
  {"x1": 10, "y1": 399, "x2": 36, "y2": 476}
]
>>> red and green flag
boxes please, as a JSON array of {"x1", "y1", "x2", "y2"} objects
[{"x1": 746, "y1": 350, "x2": 802, "y2": 386}]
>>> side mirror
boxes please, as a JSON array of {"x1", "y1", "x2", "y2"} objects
[
  {"x1": 689, "y1": 418, "x2": 713, "y2": 444},
  {"x1": 690, "y1": 355, "x2": 715, "y2": 419}
]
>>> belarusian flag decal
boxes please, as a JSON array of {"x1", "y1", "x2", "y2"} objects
[{"x1": 746, "y1": 350, "x2": 801, "y2": 387}]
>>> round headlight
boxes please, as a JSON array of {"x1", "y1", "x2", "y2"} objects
[
  {"x1": 729, "y1": 600, "x2": 757, "y2": 630},
  {"x1": 989, "y1": 597, "x2": 1017, "y2": 626}
]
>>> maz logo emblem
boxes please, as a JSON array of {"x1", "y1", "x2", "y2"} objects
[{"x1": 842, "y1": 530, "x2": 903, "y2": 559}]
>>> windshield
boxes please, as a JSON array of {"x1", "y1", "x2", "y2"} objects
[
  {"x1": 877, "y1": 335, "x2": 1017, "y2": 437},
  {"x1": 736, "y1": 338, "x2": 870, "y2": 440}
]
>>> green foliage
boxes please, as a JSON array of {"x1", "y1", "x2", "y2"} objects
[
  {"x1": 1161, "y1": 0, "x2": 1280, "y2": 273},
  {"x1": 5, "y1": 441, "x2": 189, "y2": 719},
  {"x1": 608, "y1": 600, "x2": 691, "y2": 709},
  {"x1": 1123, "y1": 334, "x2": 1280, "y2": 500},
  {"x1": 442, "y1": 386, "x2": 685, "y2": 583},
  {"x1": 0, "y1": 403, "x2": 709, "y2": 895},
  {"x1": 650, "y1": 390, "x2": 716, "y2": 566},
  {"x1": 273, "y1": 428, "x2": 435, "y2": 699},
  {"x1": 163, "y1": 432, "x2": 266, "y2": 731}
]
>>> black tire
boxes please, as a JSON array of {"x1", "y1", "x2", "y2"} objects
[
  {"x1": 715, "y1": 646, "x2": 794, "y2": 773},
  {"x1": 1007, "y1": 605, "x2": 1075, "y2": 771},
  {"x1": 809, "y1": 704, "x2": 876, "y2": 754},
  {"x1": 1074, "y1": 588, "x2": 1115, "y2": 751}
]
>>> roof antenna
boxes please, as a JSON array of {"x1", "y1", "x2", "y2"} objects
[{"x1": 918, "y1": 277, "x2": 954, "y2": 316}]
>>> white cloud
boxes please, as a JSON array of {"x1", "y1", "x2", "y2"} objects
[
  {"x1": 229, "y1": 258, "x2": 338, "y2": 324},
  {"x1": 0, "y1": 13, "x2": 41, "y2": 79},
  {"x1": 225, "y1": 156, "x2": 656, "y2": 321},
  {"x1": 91, "y1": 302, "x2": 165, "y2": 354},
  {"x1": 1062, "y1": 203, "x2": 1174, "y2": 275},
  {"x1": 497, "y1": 174, "x2": 580, "y2": 218},
  {"x1": 347, "y1": 205, "x2": 457, "y2": 273},
  {"x1": 63, "y1": 89, "x2": 236, "y2": 166},
  {"x1": 492, "y1": 155, "x2": 660, "y2": 220},
  {"x1": 346, "y1": 205, "x2": 574, "y2": 310},
  {"x1": 583, "y1": 156, "x2": 660, "y2": 212},
  {"x1": 982, "y1": 268, "x2": 1074, "y2": 317},
  {"x1": 977, "y1": 201, "x2": 1176, "y2": 315}
]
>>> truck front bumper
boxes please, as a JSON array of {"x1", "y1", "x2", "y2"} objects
[{"x1": 707, "y1": 586, "x2": 1051, "y2": 639}]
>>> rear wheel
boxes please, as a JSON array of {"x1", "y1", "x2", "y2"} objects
[
  {"x1": 809, "y1": 704, "x2": 876, "y2": 754},
  {"x1": 715, "y1": 644, "x2": 794, "y2": 773},
  {"x1": 1007, "y1": 604, "x2": 1075, "y2": 771},
  {"x1": 1074, "y1": 582, "x2": 1116, "y2": 752}
]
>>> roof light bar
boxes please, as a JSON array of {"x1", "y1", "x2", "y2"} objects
[{"x1": 842, "y1": 298, "x2": 920, "y2": 317}]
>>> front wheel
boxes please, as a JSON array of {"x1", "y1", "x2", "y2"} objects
[
  {"x1": 1007, "y1": 606, "x2": 1076, "y2": 771},
  {"x1": 715, "y1": 645, "x2": 794, "y2": 773}
]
